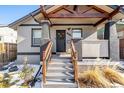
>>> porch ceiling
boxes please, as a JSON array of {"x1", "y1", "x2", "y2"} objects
[
  {"x1": 50, "y1": 18, "x2": 101, "y2": 24},
  {"x1": 39, "y1": 5, "x2": 124, "y2": 27}
]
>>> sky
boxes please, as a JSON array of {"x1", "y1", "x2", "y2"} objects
[{"x1": 0, "y1": 5, "x2": 39, "y2": 25}]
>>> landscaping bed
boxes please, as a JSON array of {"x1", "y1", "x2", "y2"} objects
[
  {"x1": 0, "y1": 62, "x2": 41, "y2": 88},
  {"x1": 78, "y1": 62, "x2": 124, "y2": 88}
]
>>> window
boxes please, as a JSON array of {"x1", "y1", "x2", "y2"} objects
[
  {"x1": 32, "y1": 28, "x2": 42, "y2": 46},
  {"x1": 72, "y1": 28, "x2": 82, "y2": 39},
  {"x1": 97, "y1": 28, "x2": 104, "y2": 40}
]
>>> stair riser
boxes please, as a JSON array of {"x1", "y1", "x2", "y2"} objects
[
  {"x1": 51, "y1": 60, "x2": 71, "y2": 62},
  {"x1": 43, "y1": 84, "x2": 77, "y2": 88},
  {"x1": 47, "y1": 67, "x2": 74, "y2": 72},
  {"x1": 46, "y1": 76, "x2": 74, "y2": 80},
  {"x1": 49, "y1": 62, "x2": 72, "y2": 65},
  {"x1": 46, "y1": 79, "x2": 75, "y2": 83},
  {"x1": 47, "y1": 70, "x2": 74, "y2": 73},
  {"x1": 48, "y1": 65, "x2": 73, "y2": 68}
]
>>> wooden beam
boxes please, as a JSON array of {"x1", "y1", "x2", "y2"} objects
[
  {"x1": 52, "y1": 23, "x2": 94, "y2": 26},
  {"x1": 63, "y1": 7, "x2": 75, "y2": 14},
  {"x1": 40, "y1": 5, "x2": 52, "y2": 25},
  {"x1": 81, "y1": 7, "x2": 93, "y2": 14},
  {"x1": 48, "y1": 12, "x2": 107, "y2": 18},
  {"x1": 90, "y1": 5, "x2": 109, "y2": 14},
  {"x1": 41, "y1": 6, "x2": 47, "y2": 18},
  {"x1": 73, "y1": 5, "x2": 78, "y2": 11},
  {"x1": 87, "y1": 5, "x2": 109, "y2": 17},
  {"x1": 94, "y1": 5, "x2": 123, "y2": 26},
  {"x1": 47, "y1": 5, "x2": 64, "y2": 14}
]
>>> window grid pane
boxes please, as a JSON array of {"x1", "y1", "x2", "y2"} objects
[
  {"x1": 72, "y1": 29, "x2": 82, "y2": 39},
  {"x1": 32, "y1": 29, "x2": 42, "y2": 46}
]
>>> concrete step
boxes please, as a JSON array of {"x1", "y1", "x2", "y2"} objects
[
  {"x1": 50, "y1": 61, "x2": 72, "y2": 65},
  {"x1": 46, "y1": 72, "x2": 74, "y2": 76},
  {"x1": 43, "y1": 54, "x2": 77, "y2": 88},
  {"x1": 51, "y1": 55, "x2": 70, "y2": 59},
  {"x1": 46, "y1": 76, "x2": 74, "y2": 80},
  {"x1": 43, "y1": 82, "x2": 77, "y2": 88},
  {"x1": 47, "y1": 69, "x2": 74, "y2": 73},
  {"x1": 47, "y1": 67, "x2": 74, "y2": 71},
  {"x1": 46, "y1": 74, "x2": 74, "y2": 80},
  {"x1": 47, "y1": 71, "x2": 74, "y2": 76},
  {"x1": 51, "y1": 59, "x2": 71, "y2": 62},
  {"x1": 46, "y1": 79, "x2": 75, "y2": 83},
  {"x1": 48, "y1": 63, "x2": 73, "y2": 68}
]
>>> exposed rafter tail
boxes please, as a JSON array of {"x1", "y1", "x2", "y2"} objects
[
  {"x1": 94, "y1": 5, "x2": 123, "y2": 27},
  {"x1": 40, "y1": 5, "x2": 52, "y2": 26}
]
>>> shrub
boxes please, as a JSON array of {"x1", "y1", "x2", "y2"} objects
[
  {"x1": 0, "y1": 73, "x2": 12, "y2": 88},
  {"x1": 19, "y1": 56, "x2": 34, "y2": 86}
]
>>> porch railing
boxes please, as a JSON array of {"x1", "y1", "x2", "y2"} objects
[
  {"x1": 70, "y1": 40, "x2": 78, "y2": 82},
  {"x1": 42, "y1": 41, "x2": 53, "y2": 83}
]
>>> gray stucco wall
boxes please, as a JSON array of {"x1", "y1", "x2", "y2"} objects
[
  {"x1": 17, "y1": 18, "x2": 111, "y2": 64},
  {"x1": 109, "y1": 22, "x2": 120, "y2": 61},
  {"x1": 17, "y1": 19, "x2": 41, "y2": 64},
  {"x1": 17, "y1": 55, "x2": 40, "y2": 64},
  {"x1": 50, "y1": 26, "x2": 97, "y2": 53}
]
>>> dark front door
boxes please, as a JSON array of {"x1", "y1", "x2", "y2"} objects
[{"x1": 56, "y1": 30, "x2": 66, "y2": 52}]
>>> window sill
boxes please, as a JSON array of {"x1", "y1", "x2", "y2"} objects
[{"x1": 31, "y1": 45, "x2": 40, "y2": 47}]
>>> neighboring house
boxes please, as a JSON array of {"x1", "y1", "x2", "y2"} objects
[
  {"x1": 0, "y1": 25, "x2": 17, "y2": 43},
  {"x1": 9, "y1": 5, "x2": 124, "y2": 64},
  {"x1": 0, "y1": 25, "x2": 17, "y2": 63}
]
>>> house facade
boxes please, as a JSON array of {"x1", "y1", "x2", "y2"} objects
[
  {"x1": 0, "y1": 26, "x2": 17, "y2": 63},
  {"x1": 0, "y1": 26, "x2": 17, "y2": 44},
  {"x1": 9, "y1": 5, "x2": 124, "y2": 64}
]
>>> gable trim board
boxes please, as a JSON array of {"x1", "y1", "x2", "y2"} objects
[
  {"x1": 20, "y1": 24, "x2": 41, "y2": 26},
  {"x1": 9, "y1": 5, "x2": 53, "y2": 28},
  {"x1": 20, "y1": 23, "x2": 94, "y2": 26}
]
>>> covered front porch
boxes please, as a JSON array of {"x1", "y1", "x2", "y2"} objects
[
  {"x1": 38, "y1": 5, "x2": 124, "y2": 61},
  {"x1": 37, "y1": 5, "x2": 124, "y2": 87}
]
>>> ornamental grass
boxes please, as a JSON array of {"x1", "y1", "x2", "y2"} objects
[
  {"x1": 78, "y1": 67, "x2": 111, "y2": 88},
  {"x1": 103, "y1": 67, "x2": 124, "y2": 86}
]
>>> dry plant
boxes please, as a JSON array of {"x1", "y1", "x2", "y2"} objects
[
  {"x1": 0, "y1": 73, "x2": 12, "y2": 88},
  {"x1": 78, "y1": 67, "x2": 111, "y2": 88},
  {"x1": 103, "y1": 67, "x2": 124, "y2": 85},
  {"x1": 78, "y1": 58, "x2": 124, "y2": 88},
  {"x1": 19, "y1": 56, "x2": 34, "y2": 86}
]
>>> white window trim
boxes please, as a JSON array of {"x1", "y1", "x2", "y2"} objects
[
  {"x1": 72, "y1": 28, "x2": 82, "y2": 39},
  {"x1": 31, "y1": 28, "x2": 42, "y2": 47}
]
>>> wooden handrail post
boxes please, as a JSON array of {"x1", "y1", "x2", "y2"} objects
[
  {"x1": 42, "y1": 51, "x2": 46, "y2": 83},
  {"x1": 70, "y1": 41, "x2": 78, "y2": 82},
  {"x1": 74, "y1": 59, "x2": 78, "y2": 82},
  {"x1": 42, "y1": 41, "x2": 53, "y2": 84}
]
